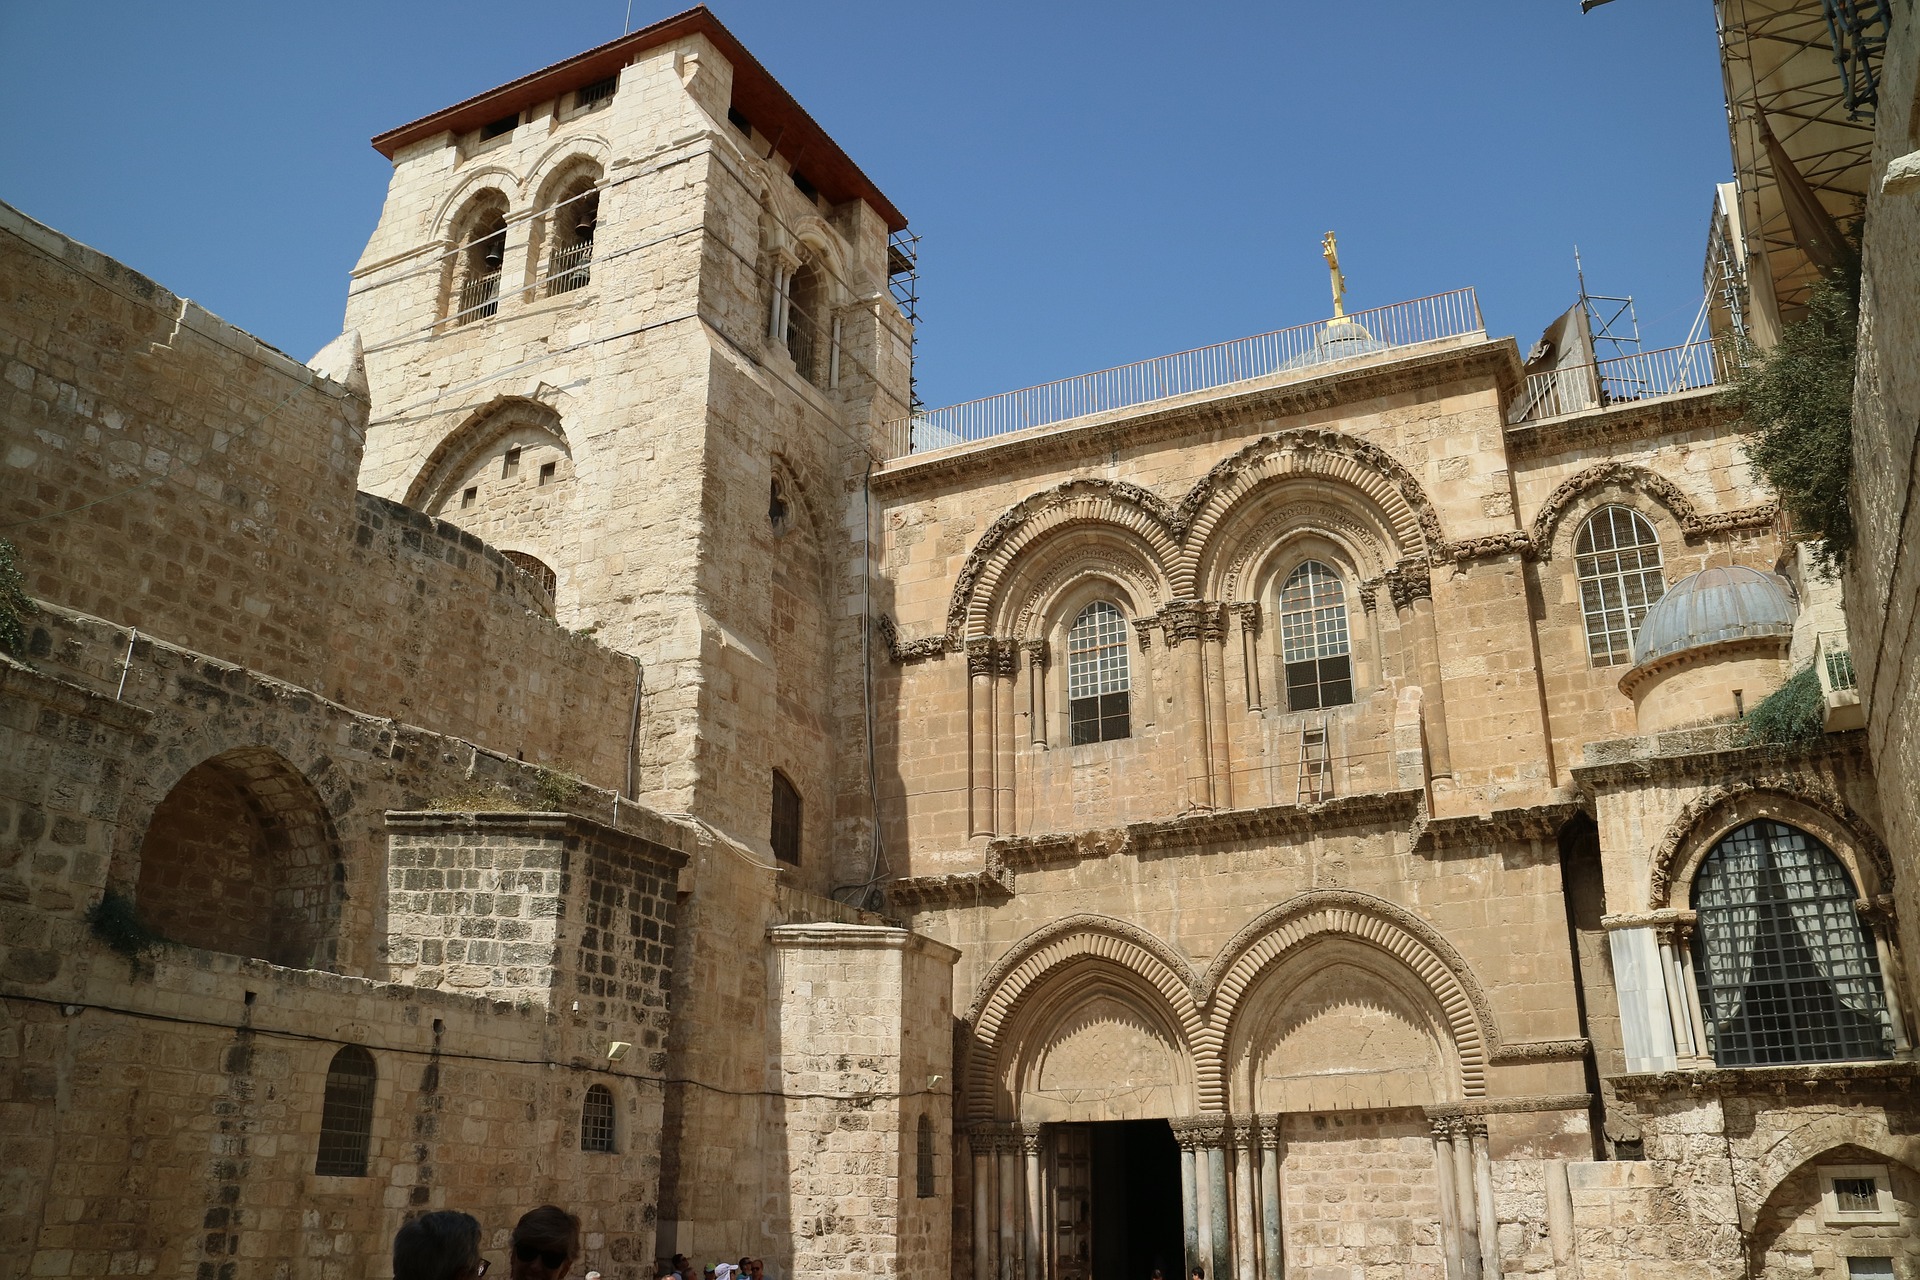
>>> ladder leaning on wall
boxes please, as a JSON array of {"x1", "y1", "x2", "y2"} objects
[{"x1": 1296, "y1": 718, "x2": 1333, "y2": 805}]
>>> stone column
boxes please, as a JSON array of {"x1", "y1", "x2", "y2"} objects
[
  {"x1": 1025, "y1": 641, "x2": 1049, "y2": 748},
  {"x1": 1203, "y1": 606, "x2": 1234, "y2": 808},
  {"x1": 1390, "y1": 567, "x2": 1451, "y2": 776},
  {"x1": 994, "y1": 644, "x2": 1018, "y2": 834},
  {"x1": 1235, "y1": 603, "x2": 1263, "y2": 713},
  {"x1": 1860, "y1": 897, "x2": 1913, "y2": 1051},
  {"x1": 1428, "y1": 1116, "x2": 1466, "y2": 1280},
  {"x1": 1021, "y1": 1124, "x2": 1044, "y2": 1280},
  {"x1": 967, "y1": 639, "x2": 1003, "y2": 837},
  {"x1": 1258, "y1": 1114, "x2": 1282, "y2": 1280},
  {"x1": 1451, "y1": 1121, "x2": 1483, "y2": 1280},
  {"x1": 998, "y1": 1128, "x2": 1021, "y2": 1280},
  {"x1": 1174, "y1": 1120, "x2": 1202, "y2": 1275},
  {"x1": 1232, "y1": 1117, "x2": 1257, "y2": 1280},
  {"x1": 1165, "y1": 603, "x2": 1216, "y2": 810},
  {"x1": 1467, "y1": 1121, "x2": 1498, "y2": 1280},
  {"x1": 1671, "y1": 921, "x2": 1715, "y2": 1064},
  {"x1": 1207, "y1": 1131, "x2": 1231, "y2": 1280},
  {"x1": 971, "y1": 1126, "x2": 996, "y2": 1280},
  {"x1": 1544, "y1": 1158, "x2": 1575, "y2": 1278},
  {"x1": 1655, "y1": 924, "x2": 1702, "y2": 1062}
]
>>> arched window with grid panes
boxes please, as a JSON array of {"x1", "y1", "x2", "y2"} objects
[
  {"x1": 1690, "y1": 820, "x2": 1895, "y2": 1066},
  {"x1": 1574, "y1": 506, "x2": 1666, "y2": 666},
  {"x1": 916, "y1": 1114, "x2": 936, "y2": 1197},
  {"x1": 581, "y1": 1083, "x2": 616, "y2": 1153},
  {"x1": 1279, "y1": 560, "x2": 1353, "y2": 712},
  {"x1": 315, "y1": 1045, "x2": 376, "y2": 1176},
  {"x1": 1067, "y1": 601, "x2": 1131, "y2": 744}
]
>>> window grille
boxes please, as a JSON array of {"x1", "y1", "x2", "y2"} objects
[
  {"x1": 1067, "y1": 602, "x2": 1131, "y2": 745},
  {"x1": 1847, "y1": 1260, "x2": 1894, "y2": 1280},
  {"x1": 500, "y1": 550, "x2": 557, "y2": 602},
  {"x1": 581, "y1": 1084, "x2": 616, "y2": 1153},
  {"x1": 546, "y1": 189, "x2": 598, "y2": 296},
  {"x1": 1825, "y1": 646, "x2": 1858, "y2": 691},
  {"x1": 315, "y1": 1045, "x2": 376, "y2": 1176},
  {"x1": 1574, "y1": 506, "x2": 1665, "y2": 666},
  {"x1": 576, "y1": 76, "x2": 617, "y2": 110},
  {"x1": 1279, "y1": 561, "x2": 1352, "y2": 712},
  {"x1": 1832, "y1": 1177, "x2": 1879, "y2": 1212},
  {"x1": 771, "y1": 770, "x2": 802, "y2": 864},
  {"x1": 456, "y1": 214, "x2": 507, "y2": 325},
  {"x1": 916, "y1": 1114, "x2": 935, "y2": 1198},
  {"x1": 1690, "y1": 820, "x2": 1893, "y2": 1066}
]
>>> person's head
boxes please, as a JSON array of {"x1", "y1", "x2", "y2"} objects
[
  {"x1": 509, "y1": 1206, "x2": 581, "y2": 1280},
  {"x1": 748, "y1": 1260, "x2": 763, "y2": 1279},
  {"x1": 394, "y1": 1211, "x2": 485, "y2": 1280},
  {"x1": 1151, "y1": 1271, "x2": 1164, "y2": 1280},
  {"x1": 1190, "y1": 1268, "x2": 1205, "y2": 1280},
  {"x1": 738, "y1": 1260, "x2": 751, "y2": 1273},
  {"x1": 672, "y1": 1257, "x2": 691, "y2": 1276}
]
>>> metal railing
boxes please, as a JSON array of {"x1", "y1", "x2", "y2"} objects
[
  {"x1": 1818, "y1": 631, "x2": 1858, "y2": 693},
  {"x1": 546, "y1": 239, "x2": 594, "y2": 295},
  {"x1": 1510, "y1": 340, "x2": 1735, "y2": 424},
  {"x1": 885, "y1": 288, "x2": 1483, "y2": 457},
  {"x1": 454, "y1": 270, "x2": 501, "y2": 325}
]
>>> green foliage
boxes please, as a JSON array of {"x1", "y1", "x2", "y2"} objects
[
  {"x1": 1725, "y1": 269, "x2": 1860, "y2": 571},
  {"x1": 532, "y1": 767, "x2": 582, "y2": 811},
  {"x1": 87, "y1": 889, "x2": 165, "y2": 960},
  {"x1": 1741, "y1": 664, "x2": 1826, "y2": 752},
  {"x1": 0, "y1": 538, "x2": 35, "y2": 658},
  {"x1": 425, "y1": 779, "x2": 523, "y2": 811}
]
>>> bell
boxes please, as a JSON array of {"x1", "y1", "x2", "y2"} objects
[
  {"x1": 575, "y1": 212, "x2": 597, "y2": 236},
  {"x1": 483, "y1": 245, "x2": 504, "y2": 268}
]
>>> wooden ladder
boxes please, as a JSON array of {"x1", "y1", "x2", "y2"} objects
[{"x1": 1296, "y1": 719, "x2": 1333, "y2": 805}]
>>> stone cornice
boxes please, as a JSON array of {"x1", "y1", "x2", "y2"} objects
[
  {"x1": 1502, "y1": 386, "x2": 1738, "y2": 459},
  {"x1": 1609, "y1": 1058, "x2": 1920, "y2": 1101},
  {"x1": 766, "y1": 922, "x2": 962, "y2": 964},
  {"x1": 1125, "y1": 789, "x2": 1425, "y2": 853},
  {"x1": 1487, "y1": 1039, "x2": 1591, "y2": 1065},
  {"x1": 1615, "y1": 634, "x2": 1791, "y2": 699},
  {"x1": 383, "y1": 810, "x2": 692, "y2": 866},
  {"x1": 1423, "y1": 1092, "x2": 1593, "y2": 1118},
  {"x1": 885, "y1": 850, "x2": 1013, "y2": 911},
  {"x1": 1409, "y1": 799, "x2": 1589, "y2": 853},
  {"x1": 871, "y1": 338, "x2": 1523, "y2": 497},
  {"x1": 1572, "y1": 727, "x2": 1868, "y2": 788}
]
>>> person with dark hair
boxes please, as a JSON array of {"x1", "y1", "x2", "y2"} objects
[
  {"x1": 393, "y1": 1211, "x2": 486, "y2": 1280},
  {"x1": 509, "y1": 1205, "x2": 582, "y2": 1280}
]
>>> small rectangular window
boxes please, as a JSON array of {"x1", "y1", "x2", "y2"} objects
[
  {"x1": 726, "y1": 105, "x2": 752, "y2": 136},
  {"x1": 461, "y1": 486, "x2": 477, "y2": 509},
  {"x1": 502, "y1": 448, "x2": 521, "y2": 479},
  {"x1": 576, "y1": 76, "x2": 617, "y2": 110},
  {"x1": 539, "y1": 461, "x2": 556, "y2": 486},
  {"x1": 771, "y1": 770, "x2": 802, "y2": 865},
  {"x1": 480, "y1": 113, "x2": 519, "y2": 141},
  {"x1": 1847, "y1": 1260, "x2": 1894, "y2": 1280},
  {"x1": 1833, "y1": 1178, "x2": 1879, "y2": 1213},
  {"x1": 1285, "y1": 654, "x2": 1353, "y2": 713},
  {"x1": 792, "y1": 171, "x2": 818, "y2": 201},
  {"x1": 1068, "y1": 692, "x2": 1130, "y2": 746}
]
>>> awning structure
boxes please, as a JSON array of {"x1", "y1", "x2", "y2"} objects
[{"x1": 1713, "y1": 0, "x2": 1889, "y2": 338}]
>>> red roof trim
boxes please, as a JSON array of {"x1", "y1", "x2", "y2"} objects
[{"x1": 369, "y1": 6, "x2": 906, "y2": 232}]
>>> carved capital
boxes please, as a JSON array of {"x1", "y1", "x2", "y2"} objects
[
  {"x1": 1357, "y1": 581, "x2": 1379, "y2": 613},
  {"x1": 966, "y1": 637, "x2": 1018, "y2": 680},
  {"x1": 1019, "y1": 1121, "x2": 1045, "y2": 1155},
  {"x1": 1024, "y1": 639, "x2": 1049, "y2": 669},
  {"x1": 1160, "y1": 599, "x2": 1226, "y2": 646},
  {"x1": 1386, "y1": 565, "x2": 1432, "y2": 610},
  {"x1": 1231, "y1": 601, "x2": 1262, "y2": 636},
  {"x1": 1168, "y1": 1114, "x2": 1228, "y2": 1150},
  {"x1": 967, "y1": 1121, "x2": 1018, "y2": 1155}
]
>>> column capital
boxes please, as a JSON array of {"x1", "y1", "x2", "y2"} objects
[
  {"x1": 1019, "y1": 1120, "x2": 1045, "y2": 1155},
  {"x1": 965, "y1": 637, "x2": 1019, "y2": 679},
  {"x1": 966, "y1": 1120, "x2": 1019, "y2": 1154},
  {"x1": 1386, "y1": 563, "x2": 1433, "y2": 610},
  {"x1": 1023, "y1": 639, "x2": 1049, "y2": 669},
  {"x1": 1158, "y1": 599, "x2": 1227, "y2": 646},
  {"x1": 1169, "y1": 1113, "x2": 1229, "y2": 1148},
  {"x1": 1231, "y1": 601, "x2": 1262, "y2": 635}
]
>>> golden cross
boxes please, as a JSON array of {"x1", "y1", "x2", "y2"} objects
[{"x1": 1322, "y1": 231, "x2": 1347, "y2": 319}]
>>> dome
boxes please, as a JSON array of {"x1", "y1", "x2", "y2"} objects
[
  {"x1": 1278, "y1": 318, "x2": 1393, "y2": 370},
  {"x1": 1630, "y1": 565, "x2": 1797, "y2": 666}
]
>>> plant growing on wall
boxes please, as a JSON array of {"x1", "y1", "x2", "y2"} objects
[
  {"x1": 0, "y1": 538, "x2": 34, "y2": 657},
  {"x1": 1725, "y1": 263, "x2": 1860, "y2": 571},
  {"x1": 1741, "y1": 663, "x2": 1825, "y2": 751}
]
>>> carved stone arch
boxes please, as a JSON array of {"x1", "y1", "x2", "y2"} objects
[
  {"x1": 1749, "y1": 1136, "x2": 1920, "y2": 1224},
  {"x1": 1200, "y1": 890, "x2": 1496, "y2": 1101},
  {"x1": 948, "y1": 479, "x2": 1182, "y2": 641},
  {"x1": 1001, "y1": 963, "x2": 1197, "y2": 1122},
  {"x1": 788, "y1": 216, "x2": 851, "y2": 301},
  {"x1": 1176, "y1": 429, "x2": 1445, "y2": 586},
  {"x1": 1651, "y1": 778, "x2": 1894, "y2": 908},
  {"x1": 1218, "y1": 505, "x2": 1390, "y2": 605},
  {"x1": 404, "y1": 396, "x2": 570, "y2": 511},
  {"x1": 962, "y1": 914, "x2": 1204, "y2": 1121},
  {"x1": 998, "y1": 537, "x2": 1167, "y2": 641},
  {"x1": 1528, "y1": 463, "x2": 1705, "y2": 562},
  {"x1": 526, "y1": 138, "x2": 612, "y2": 201},
  {"x1": 432, "y1": 169, "x2": 523, "y2": 241}
]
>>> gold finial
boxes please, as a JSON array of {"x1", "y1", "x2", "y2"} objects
[{"x1": 1322, "y1": 231, "x2": 1348, "y2": 320}]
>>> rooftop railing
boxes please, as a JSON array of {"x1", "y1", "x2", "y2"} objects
[
  {"x1": 1508, "y1": 339, "x2": 1735, "y2": 424},
  {"x1": 885, "y1": 287, "x2": 1484, "y2": 458}
]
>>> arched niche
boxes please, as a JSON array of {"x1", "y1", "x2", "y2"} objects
[
  {"x1": 1006, "y1": 965, "x2": 1194, "y2": 1123},
  {"x1": 133, "y1": 746, "x2": 343, "y2": 970},
  {"x1": 1652, "y1": 780, "x2": 1894, "y2": 909},
  {"x1": 406, "y1": 396, "x2": 573, "y2": 515}
]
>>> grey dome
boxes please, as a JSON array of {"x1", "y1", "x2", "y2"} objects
[
  {"x1": 1630, "y1": 565, "x2": 1796, "y2": 666},
  {"x1": 1279, "y1": 318, "x2": 1393, "y2": 370}
]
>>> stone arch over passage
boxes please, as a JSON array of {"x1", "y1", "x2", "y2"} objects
[
  {"x1": 133, "y1": 745, "x2": 344, "y2": 970},
  {"x1": 963, "y1": 915, "x2": 1204, "y2": 1123},
  {"x1": 1203, "y1": 890, "x2": 1495, "y2": 1106}
]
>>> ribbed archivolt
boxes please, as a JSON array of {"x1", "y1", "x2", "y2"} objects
[{"x1": 963, "y1": 896, "x2": 1495, "y2": 1119}]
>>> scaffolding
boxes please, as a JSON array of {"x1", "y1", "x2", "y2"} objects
[{"x1": 887, "y1": 229, "x2": 922, "y2": 414}]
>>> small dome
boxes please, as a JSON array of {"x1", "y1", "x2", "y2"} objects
[
  {"x1": 1279, "y1": 318, "x2": 1393, "y2": 370},
  {"x1": 1630, "y1": 565, "x2": 1796, "y2": 666}
]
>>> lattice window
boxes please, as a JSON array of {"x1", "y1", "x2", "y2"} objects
[
  {"x1": 771, "y1": 770, "x2": 802, "y2": 865},
  {"x1": 315, "y1": 1045, "x2": 376, "y2": 1177},
  {"x1": 1690, "y1": 820, "x2": 1894, "y2": 1066},
  {"x1": 1067, "y1": 602, "x2": 1131, "y2": 745},
  {"x1": 1279, "y1": 560, "x2": 1353, "y2": 712},
  {"x1": 581, "y1": 1083, "x2": 616, "y2": 1153},
  {"x1": 916, "y1": 1114, "x2": 935, "y2": 1198},
  {"x1": 1574, "y1": 506, "x2": 1665, "y2": 667}
]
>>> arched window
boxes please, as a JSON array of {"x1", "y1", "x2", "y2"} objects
[
  {"x1": 1279, "y1": 560, "x2": 1352, "y2": 712},
  {"x1": 315, "y1": 1045, "x2": 376, "y2": 1176},
  {"x1": 1574, "y1": 506, "x2": 1665, "y2": 667},
  {"x1": 545, "y1": 177, "x2": 599, "y2": 295},
  {"x1": 453, "y1": 200, "x2": 508, "y2": 325},
  {"x1": 916, "y1": 1114, "x2": 936, "y2": 1198},
  {"x1": 785, "y1": 259, "x2": 825, "y2": 384},
  {"x1": 500, "y1": 550, "x2": 558, "y2": 605},
  {"x1": 581, "y1": 1083, "x2": 616, "y2": 1153},
  {"x1": 1691, "y1": 820, "x2": 1894, "y2": 1066},
  {"x1": 771, "y1": 769, "x2": 802, "y2": 865},
  {"x1": 1067, "y1": 601, "x2": 1131, "y2": 745}
]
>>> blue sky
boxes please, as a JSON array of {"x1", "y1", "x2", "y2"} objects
[{"x1": 0, "y1": 1, "x2": 1728, "y2": 411}]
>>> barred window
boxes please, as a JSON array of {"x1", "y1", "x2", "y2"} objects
[
  {"x1": 771, "y1": 769, "x2": 802, "y2": 865},
  {"x1": 1279, "y1": 561, "x2": 1352, "y2": 712},
  {"x1": 581, "y1": 1083, "x2": 616, "y2": 1153},
  {"x1": 1067, "y1": 602, "x2": 1131, "y2": 745},
  {"x1": 315, "y1": 1045, "x2": 376, "y2": 1177},
  {"x1": 916, "y1": 1114, "x2": 936, "y2": 1198},
  {"x1": 1574, "y1": 506, "x2": 1665, "y2": 667},
  {"x1": 1690, "y1": 820, "x2": 1894, "y2": 1066}
]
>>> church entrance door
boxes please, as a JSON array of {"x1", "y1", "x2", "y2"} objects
[{"x1": 1050, "y1": 1120, "x2": 1183, "y2": 1280}]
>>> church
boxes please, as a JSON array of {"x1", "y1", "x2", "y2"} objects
[{"x1": 2, "y1": 6, "x2": 1917, "y2": 1279}]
